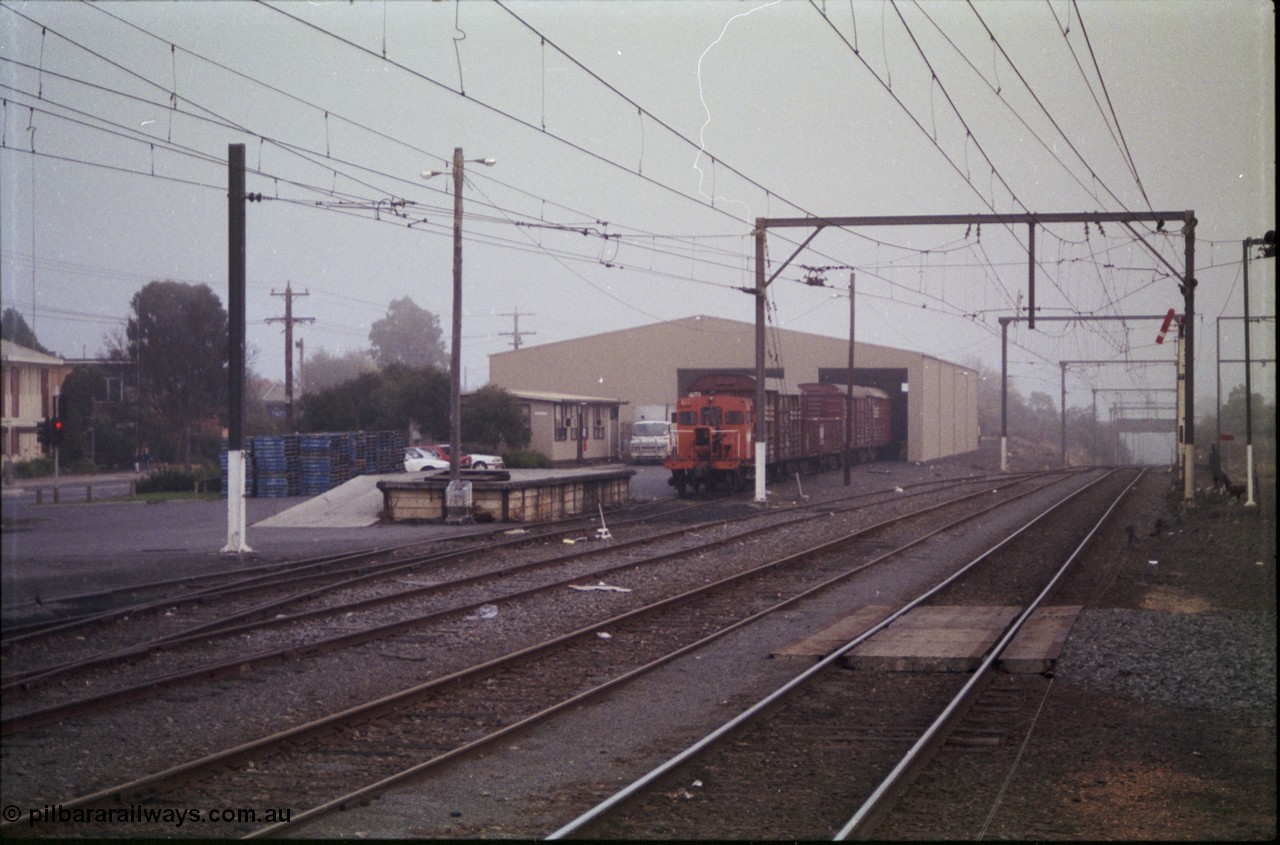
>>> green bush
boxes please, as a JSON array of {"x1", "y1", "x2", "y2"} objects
[
  {"x1": 502, "y1": 448, "x2": 552, "y2": 469},
  {"x1": 64, "y1": 457, "x2": 100, "y2": 475},
  {"x1": 12, "y1": 457, "x2": 54, "y2": 479},
  {"x1": 136, "y1": 466, "x2": 221, "y2": 494}
]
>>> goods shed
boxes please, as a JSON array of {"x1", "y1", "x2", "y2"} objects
[{"x1": 488, "y1": 315, "x2": 977, "y2": 464}]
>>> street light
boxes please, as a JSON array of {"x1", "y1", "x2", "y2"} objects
[{"x1": 422, "y1": 148, "x2": 496, "y2": 524}]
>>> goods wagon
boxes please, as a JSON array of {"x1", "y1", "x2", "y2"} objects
[{"x1": 664, "y1": 375, "x2": 892, "y2": 496}]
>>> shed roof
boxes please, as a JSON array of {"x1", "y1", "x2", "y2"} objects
[{"x1": 496, "y1": 388, "x2": 628, "y2": 405}]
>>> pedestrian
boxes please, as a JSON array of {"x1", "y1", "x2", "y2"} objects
[
  {"x1": 143, "y1": 445, "x2": 152, "y2": 473},
  {"x1": 134, "y1": 447, "x2": 141, "y2": 474}
]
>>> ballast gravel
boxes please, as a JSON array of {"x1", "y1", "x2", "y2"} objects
[{"x1": 1058, "y1": 608, "x2": 1276, "y2": 723}]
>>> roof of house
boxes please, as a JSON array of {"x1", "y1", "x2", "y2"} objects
[{"x1": 1, "y1": 339, "x2": 65, "y2": 367}]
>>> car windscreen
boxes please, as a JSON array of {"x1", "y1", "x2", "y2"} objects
[{"x1": 633, "y1": 422, "x2": 669, "y2": 437}]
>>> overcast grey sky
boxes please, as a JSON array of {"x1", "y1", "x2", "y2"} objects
[{"x1": 1, "y1": 0, "x2": 1274, "y2": 416}]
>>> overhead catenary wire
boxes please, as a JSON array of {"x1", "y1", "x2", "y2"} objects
[{"x1": 1, "y1": 1, "x2": 1214, "y2": 386}]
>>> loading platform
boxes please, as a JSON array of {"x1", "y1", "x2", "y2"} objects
[{"x1": 377, "y1": 467, "x2": 635, "y2": 524}]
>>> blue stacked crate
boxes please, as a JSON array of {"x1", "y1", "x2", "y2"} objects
[
  {"x1": 328, "y1": 433, "x2": 353, "y2": 487},
  {"x1": 380, "y1": 430, "x2": 407, "y2": 472},
  {"x1": 353, "y1": 432, "x2": 371, "y2": 477},
  {"x1": 219, "y1": 439, "x2": 229, "y2": 498},
  {"x1": 299, "y1": 434, "x2": 332, "y2": 496},
  {"x1": 253, "y1": 435, "x2": 289, "y2": 498},
  {"x1": 284, "y1": 434, "x2": 301, "y2": 496}
]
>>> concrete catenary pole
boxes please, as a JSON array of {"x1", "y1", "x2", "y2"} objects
[
  {"x1": 223, "y1": 143, "x2": 251, "y2": 553},
  {"x1": 845, "y1": 271, "x2": 855, "y2": 486},
  {"x1": 753, "y1": 219, "x2": 768, "y2": 504}
]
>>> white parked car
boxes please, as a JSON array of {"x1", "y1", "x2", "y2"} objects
[
  {"x1": 465, "y1": 452, "x2": 505, "y2": 470},
  {"x1": 433, "y1": 443, "x2": 506, "y2": 470},
  {"x1": 404, "y1": 447, "x2": 448, "y2": 472}
]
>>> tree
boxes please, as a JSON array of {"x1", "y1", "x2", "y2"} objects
[
  {"x1": 300, "y1": 364, "x2": 449, "y2": 436},
  {"x1": 304, "y1": 347, "x2": 376, "y2": 392},
  {"x1": 113, "y1": 281, "x2": 228, "y2": 466},
  {"x1": 385, "y1": 364, "x2": 450, "y2": 439},
  {"x1": 368, "y1": 297, "x2": 447, "y2": 370},
  {"x1": 1, "y1": 307, "x2": 53, "y2": 355},
  {"x1": 56, "y1": 365, "x2": 102, "y2": 464},
  {"x1": 1216, "y1": 385, "x2": 1276, "y2": 439},
  {"x1": 462, "y1": 385, "x2": 530, "y2": 451}
]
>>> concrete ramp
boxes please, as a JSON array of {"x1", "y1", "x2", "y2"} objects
[{"x1": 254, "y1": 474, "x2": 394, "y2": 529}]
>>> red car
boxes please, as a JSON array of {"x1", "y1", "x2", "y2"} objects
[{"x1": 428, "y1": 443, "x2": 472, "y2": 468}]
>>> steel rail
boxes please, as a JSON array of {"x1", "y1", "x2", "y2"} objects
[
  {"x1": 1, "y1": 472, "x2": 1047, "y2": 734},
  {"x1": 544, "y1": 468, "x2": 1128, "y2": 840},
  {"x1": 0, "y1": 545, "x2": 411, "y2": 645},
  {"x1": 0, "y1": 471, "x2": 1081, "y2": 833},
  {"x1": 0, "y1": 497, "x2": 695, "y2": 646},
  {"x1": 0, "y1": 497, "x2": 714, "y2": 688},
  {"x1": 250, "y1": 471, "x2": 1093, "y2": 838},
  {"x1": 1, "y1": 471, "x2": 1030, "y2": 700},
  {"x1": 833, "y1": 468, "x2": 1145, "y2": 839}
]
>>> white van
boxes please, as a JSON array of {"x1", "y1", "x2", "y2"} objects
[{"x1": 629, "y1": 419, "x2": 673, "y2": 463}]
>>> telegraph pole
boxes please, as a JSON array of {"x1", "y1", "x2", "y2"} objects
[
  {"x1": 422, "y1": 148, "x2": 495, "y2": 524},
  {"x1": 498, "y1": 308, "x2": 536, "y2": 350},
  {"x1": 295, "y1": 338, "x2": 305, "y2": 400},
  {"x1": 266, "y1": 282, "x2": 314, "y2": 431}
]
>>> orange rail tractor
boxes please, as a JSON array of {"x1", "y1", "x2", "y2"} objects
[{"x1": 664, "y1": 375, "x2": 893, "y2": 496}]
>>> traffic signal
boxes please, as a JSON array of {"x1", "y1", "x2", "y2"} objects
[
  {"x1": 50, "y1": 417, "x2": 66, "y2": 448},
  {"x1": 36, "y1": 417, "x2": 50, "y2": 449}
]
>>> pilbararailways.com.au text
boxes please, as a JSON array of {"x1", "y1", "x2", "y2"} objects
[{"x1": 10, "y1": 803, "x2": 292, "y2": 829}]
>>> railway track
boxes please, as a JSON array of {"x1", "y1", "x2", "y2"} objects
[
  {"x1": 0, "y1": 497, "x2": 705, "y2": 646},
  {"x1": 0, "y1": 470, "x2": 1046, "y2": 732},
  {"x1": 547, "y1": 468, "x2": 1143, "y2": 840},
  {"x1": 1, "y1": 468, "x2": 1098, "y2": 838}
]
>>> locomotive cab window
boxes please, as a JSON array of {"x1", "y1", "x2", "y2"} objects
[
  {"x1": 678, "y1": 411, "x2": 697, "y2": 425},
  {"x1": 700, "y1": 407, "x2": 723, "y2": 427},
  {"x1": 725, "y1": 410, "x2": 745, "y2": 425}
]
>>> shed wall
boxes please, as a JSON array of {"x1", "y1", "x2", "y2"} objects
[{"x1": 489, "y1": 315, "x2": 977, "y2": 463}]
